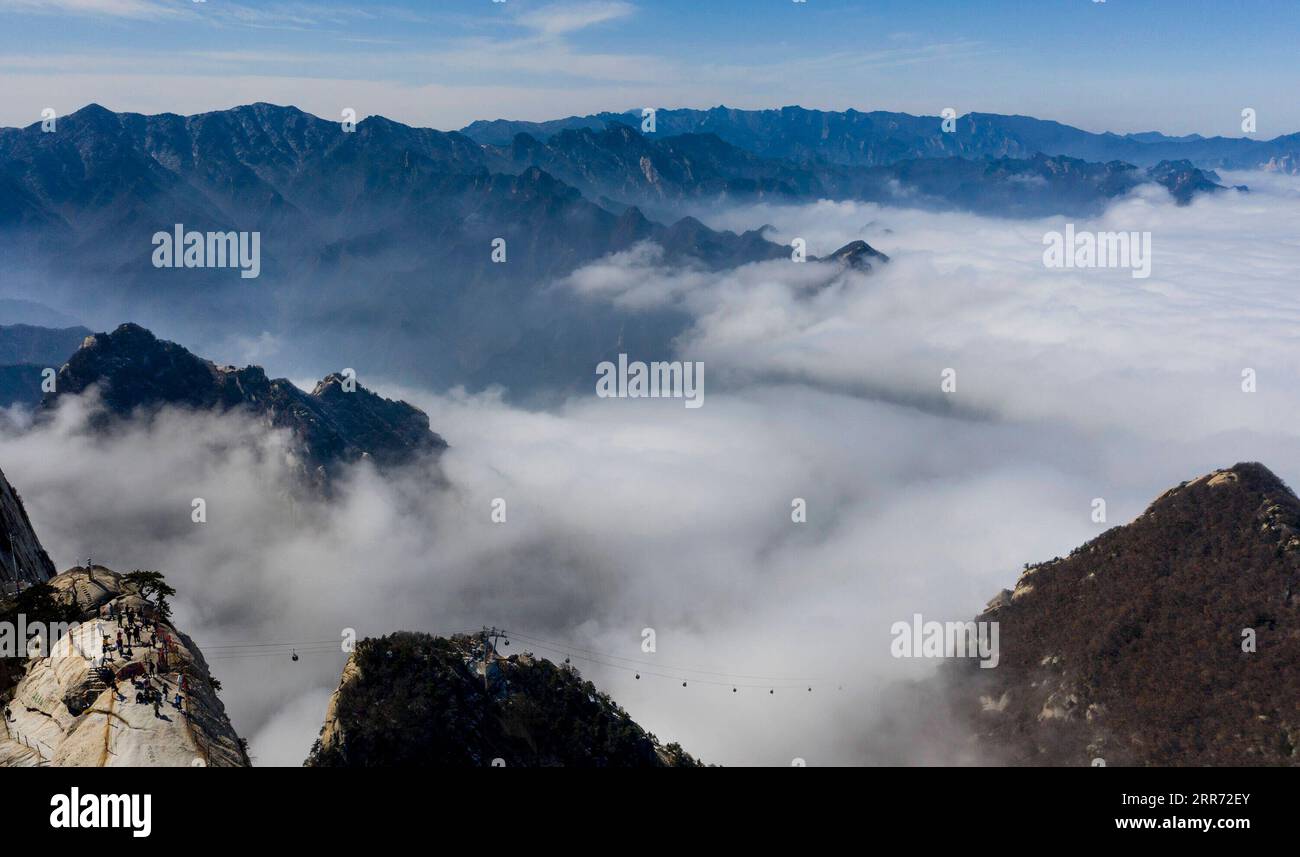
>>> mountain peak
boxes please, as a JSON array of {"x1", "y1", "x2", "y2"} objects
[
  {"x1": 2, "y1": 565, "x2": 249, "y2": 766},
  {"x1": 306, "y1": 631, "x2": 701, "y2": 767},
  {"x1": 44, "y1": 324, "x2": 447, "y2": 486},
  {"x1": 825, "y1": 239, "x2": 890, "y2": 270},
  {"x1": 959, "y1": 462, "x2": 1300, "y2": 766},
  {"x1": 1146, "y1": 461, "x2": 1289, "y2": 511},
  {"x1": 71, "y1": 103, "x2": 115, "y2": 118},
  {"x1": 61, "y1": 103, "x2": 123, "y2": 133}
]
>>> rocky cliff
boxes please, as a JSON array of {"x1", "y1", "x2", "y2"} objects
[
  {"x1": 951, "y1": 462, "x2": 1300, "y2": 766},
  {"x1": 0, "y1": 466, "x2": 55, "y2": 586},
  {"x1": 0, "y1": 565, "x2": 249, "y2": 767},
  {"x1": 307, "y1": 631, "x2": 700, "y2": 767}
]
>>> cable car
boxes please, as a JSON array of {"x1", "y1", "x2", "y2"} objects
[{"x1": 291, "y1": 649, "x2": 299, "y2": 662}]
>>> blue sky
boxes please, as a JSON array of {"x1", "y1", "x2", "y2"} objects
[{"x1": 1, "y1": 0, "x2": 1297, "y2": 135}]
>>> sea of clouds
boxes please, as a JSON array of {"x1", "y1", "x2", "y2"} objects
[{"x1": 3, "y1": 174, "x2": 1300, "y2": 765}]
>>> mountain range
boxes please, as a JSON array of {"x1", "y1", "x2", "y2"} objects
[
  {"x1": 0, "y1": 102, "x2": 1262, "y2": 395},
  {"x1": 480, "y1": 121, "x2": 1238, "y2": 217},
  {"x1": 463, "y1": 105, "x2": 1300, "y2": 173},
  {"x1": 0, "y1": 103, "x2": 797, "y2": 394}
]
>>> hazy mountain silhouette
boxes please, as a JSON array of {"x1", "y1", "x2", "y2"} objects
[
  {"x1": 0, "y1": 103, "x2": 1257, "y2": 396},
  {"x1": 463, "y1": 105, "x2": 1300, "y2": 173},
  {"x1": 0, "y1": 104, "x2": 796, "y2": 395},
  {"x1": 482, "y1": 122, "x2": 1235, "y2": 216}
]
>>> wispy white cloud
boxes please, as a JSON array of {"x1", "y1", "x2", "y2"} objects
[
  {"x1": 0, "y1": 0, "x2": 178, "y2": 19},
  {"x1": 515, "y1": 1, "x2": 635, "y2": 37},
  {"x1": 0, "y1": 0, "x2": 388, "y2": 27}
]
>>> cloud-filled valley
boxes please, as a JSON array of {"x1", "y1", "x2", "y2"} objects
[{"x1": 3, "y1": 175, "x2": 1299, "y2": 765}]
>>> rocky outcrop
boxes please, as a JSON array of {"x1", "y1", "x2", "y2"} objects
[
  {"x1": 44, "y1": 323, "x2": 447, "y2": 485},
  {"x1": 315, "y1": 652, "x2": 361, "y2": 754},
  {"x1": 952, "y1": 462, "x2": 1300, "y2": 766},
  {"x1": 1146, "y1": 159, "x2": 1237, "y2": 204},
  {"x1": 0, "y1": 465, "x2": 55, "y2": 586},
  {"x1": 1, "y1": 566, "x2": 248, "y2": 767},
  {"x1": 823, "y1": 240, "x2": 889, "y2": 271},
  {"x1": 307, "y1": 631, "x2": 700, "y2": 767}
]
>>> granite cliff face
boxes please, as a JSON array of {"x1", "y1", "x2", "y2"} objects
[
  {"x1": 307, "y1": 631, "x2": 700, "y2": 767},
  {"x1": 0, "y1": 466, "x2": 55, "y2": 586},
  {"x1": 1, "y1": 565, "x2": 248, "y2": 767},
  {"x1": 44, "y1": 323, "x2": 447, "y2": 485},
  {"x1": 951, "y1": 463, "x2": 1300, "y2": 766}
]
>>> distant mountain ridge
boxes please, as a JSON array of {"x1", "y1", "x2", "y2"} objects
[
  {"x1": 0, "y1": 102, "x2": 1262, "y2": 396},
  {"x1": 0, "y1": 324, "x2": 91, "y2": 366},
  {"x1": 0, "y1": 102, "x2": 781, "y2": 260},
  {"x1": 482, "y1": 121, "x2": 1234, "y2": 216},
  {"x1": 0, "y1": 324, "x2": 92, "y2": 406},
  {"x1": 462, "y1": 105, "x2": 1300, "y2": 173},
  {"x1": 0, "y1": 103, "x2": 793, "y2": 394}
]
